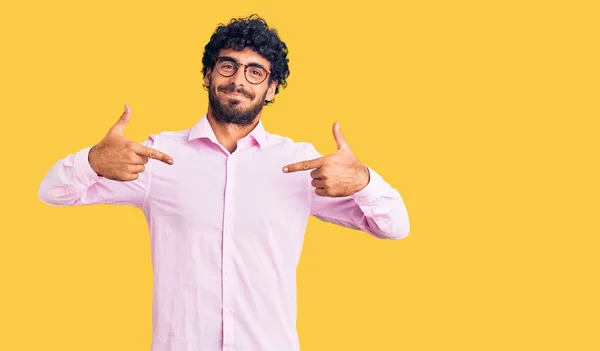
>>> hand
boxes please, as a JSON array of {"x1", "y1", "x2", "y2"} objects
[
  {"x1": 282, "y1": 122, "x2": 370, "y2": 197},
  {"x1": 88, "y1": 104, "x2": 174, "y2": 181}
]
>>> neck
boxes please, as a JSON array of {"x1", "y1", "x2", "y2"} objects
[{"x1": 206, "y1": 110, "x2": 261, "y2": 153}]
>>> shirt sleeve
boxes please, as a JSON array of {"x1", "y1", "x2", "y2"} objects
[
  {"x1": 308, "y1": 146, "x2": 410, "y2": 240},
  {"x1": 37, "y1": 137, "x2": 155, "y2": 209}
]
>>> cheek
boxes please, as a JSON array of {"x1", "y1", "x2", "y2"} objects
[
  {"x1": 204, "y1": 69, "x2": 215, "y2": 86},
  {"x1": 258, "y1": 87, "x2": 270, "y2": 99}
]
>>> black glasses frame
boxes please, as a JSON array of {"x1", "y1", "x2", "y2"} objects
[{"x1": 213, "y1": 57, "x2": 271, "y2": 85}]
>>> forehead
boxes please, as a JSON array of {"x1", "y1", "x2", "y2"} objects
[{"x1": 217, "y1": 48, "x2": 270, "y2": 69}]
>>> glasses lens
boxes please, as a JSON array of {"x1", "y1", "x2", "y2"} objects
[
  {"x1": 245, "y1": 66, "x2": 267, "y2": 84},
  {"x1": 216, "y1": 58, "x2": 237, "y2": 77}
]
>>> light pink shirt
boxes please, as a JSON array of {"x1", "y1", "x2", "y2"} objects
[{"x1": 38, "y1": 116, "x2": 410, "y2": 351}]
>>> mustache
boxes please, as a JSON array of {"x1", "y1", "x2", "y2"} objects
[{"x1": 218, "y1": 84, "x2": 254, "y2": 99}]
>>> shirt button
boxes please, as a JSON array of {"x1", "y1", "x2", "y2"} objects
[
  {"x1": 224, "y1": 270, "x2": 230, "y2": 276},
  {"x1": 225, "y1": 309, "x2": 232, "y2": 315}
]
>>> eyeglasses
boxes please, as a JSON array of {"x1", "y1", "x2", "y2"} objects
[{"x1": 213, "y1": 57, "x2": 271, "y2": 84}]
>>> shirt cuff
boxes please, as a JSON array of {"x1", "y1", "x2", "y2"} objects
[
  {"x1": 73, "y1": 146, "x2": 101, "y2": 184},
  {"x1": 351, "y1": 165, "x2": 389, "y2": 205}
]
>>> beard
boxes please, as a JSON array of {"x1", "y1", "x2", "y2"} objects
[{"x1": 208, "y1": 82, "x2": 268, "y2": 127}]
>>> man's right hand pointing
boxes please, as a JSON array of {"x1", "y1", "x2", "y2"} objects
[{"x1": 88, "y1": 104, "x2": 174, "y2": 181}]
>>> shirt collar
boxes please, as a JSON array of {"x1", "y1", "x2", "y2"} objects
[{"x1": 188, "y1": 115, "x2": 269, "y2": 148}]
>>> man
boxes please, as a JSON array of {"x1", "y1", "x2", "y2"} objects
[{"x1": 38, "y1": 15, "x2": 410, "y2": 351}]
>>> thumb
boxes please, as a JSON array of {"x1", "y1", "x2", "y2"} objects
[
  {"x1": 108, "y1": 104, "x2": 132, "y2": 136},
  {"x1": 332, "y1": 121, "x2": 349, "y2": 150}
]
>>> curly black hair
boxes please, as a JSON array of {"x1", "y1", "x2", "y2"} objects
[{"x1": 202, "y1": 14, "x2": 290, "y2": 105}]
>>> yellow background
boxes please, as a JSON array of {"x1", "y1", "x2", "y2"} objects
[{"x1": 1, "y1": 0, "x2": 598, "y2": 350}]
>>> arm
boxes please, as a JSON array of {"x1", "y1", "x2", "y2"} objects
[
  {"x1": 38, "y1": 105, "x2": 173, "y2": 208},
  {"x1": 37, "y1": 138, "x2": 153, "y2": 208},
  {"x1": 283, "y1": 122, "x2": 410, "y2": 240},
  {"x1": 310, "y1": 164, "x2": 410, "y2": 240}
]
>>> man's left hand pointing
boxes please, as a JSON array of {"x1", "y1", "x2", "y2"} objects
[{"x1": 282, "y1": 122, "x2": 370, "y2": 197}]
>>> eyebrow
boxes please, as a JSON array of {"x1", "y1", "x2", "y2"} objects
[{"x1": 220, "y1": 56, "x2": 269, "y2": 71}]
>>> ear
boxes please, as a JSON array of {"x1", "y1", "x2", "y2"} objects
[
  {"x1": 265, "y1": 80, "x2": 278, "y2": 101},
  {"x1": 203, "y1": 67, "x2": 212, "y2": 88}
]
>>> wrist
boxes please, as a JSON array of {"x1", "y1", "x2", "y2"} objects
[
  {"x1": 354, "y1": 163, "x2": 370, "y2": 193},
  {"x1": 88, "y1": 145, "x2": 102, "y2": 176}
]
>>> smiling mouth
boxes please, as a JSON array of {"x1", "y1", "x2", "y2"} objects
[{"x1": 222, "y1": 90, "x2": 249, "y2": 99}]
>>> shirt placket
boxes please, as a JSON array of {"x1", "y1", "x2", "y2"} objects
[{"x1": 222, "y1": 152, "x2": 236, "y2": 351}]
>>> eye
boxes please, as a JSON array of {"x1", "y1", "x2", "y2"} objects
[{"x1": 250, "y1": 69, "x2": 264, "y2": 77}]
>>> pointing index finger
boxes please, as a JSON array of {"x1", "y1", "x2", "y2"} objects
[
  {"x1": 283, "y1": 157, "x2": 324, "y2": 173},
  {"x1": 133, "y1": 144, "x2": 174, "y2": 165}
]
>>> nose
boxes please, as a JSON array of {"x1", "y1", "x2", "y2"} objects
[{"x1": 229, "y1": 65, "x2": 246, "y2": 86}]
